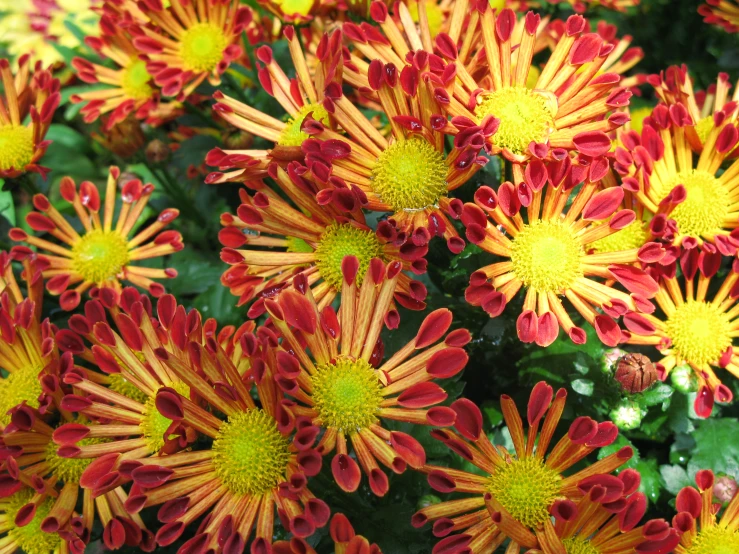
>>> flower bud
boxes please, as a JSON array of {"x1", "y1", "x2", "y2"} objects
[
  {"x1": 714, "y1": 475, "x2": 738, "y2": 504},
  {"x1": 671, "y1": 364, "x2": 698, "y2": 393},
  {"x1": 145, "y1": 139, "x2": 170, "y2": 163},
  {"x1": 609, "y1": 399, "x2": 644, "y2": 430},
  {"x1": 614, "y1": 353, "x2": 657, "y2": 394}
]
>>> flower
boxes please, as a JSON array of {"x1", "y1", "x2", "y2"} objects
[
  {"x1": 90, "y1": 115, "x2": 146, "y2": 158},
  {"x1": 130, "y1": 0, "x2": 254, "y2": 98},
  {"x1": 552, "y1": 0, "x2": 641, "y2": 13},
  {"x1": 119, "y1": 333, "x2": 328, "y2": 551},
  {"x1": 625, "y1": 248, "x2": 739, "y2": 417},
  {"x1": 616, "y1": 102, "x2": 739, "y2": 252},
  {"x1": 218, "y1": 164, "x2": 428, "y2": 316},
  {"x1": 274, "y1": 513, "x2": 382, "y2": 553},
  {"x1": 10, "y1": 166, "x2": 183, "y2": 310},
  {"x1": 0, "y1": 487, "x2": 66, "y2": 554},
  {"x1": 412, "y1": 382, "x2": 632, "y2": 553},
  {"x1": 263, "y1": 257, "x2": 468, "y2": 496},
  {"x1": 671, "y1": 469, "x2": 739, "y2": 552},
  {"x1": 432, "y1": 7, "x2": 632, "y2": 165},
  {"x1": 461, "y1": 156, "x2": 660, "y2": 347},
  {"x1": 699, "y1": 0, "x2": 739, "y2": 32},
  {"x1": 0, "y1": 56, "x2": 60, "y2": 178}
]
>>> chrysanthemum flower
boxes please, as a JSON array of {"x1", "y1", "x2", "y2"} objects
[
  {"x1": 218, "y1": 164, "x2": 428, "y2": 315},
  {"x1": 432, "y1": 7, "x2": 631, "y2": 165},
  {"x1": 274, "y1": 513, "x2": 382, "y2": 553},
  {"x1": 625, "y1": 249, "x2": 739, "y2": 417},
  {"x1": 263, "y1": 257, "x2": 467, "y2": 496},
  {"x1": 552, "y1": 0, "x2": 640, "y2": 13},
  {"x1": 129, "y1": 0, "x2": 253, "y2": 98},
  {"x1": 412, "y1": 382, "x2": 632, "y2": 553},
  {"x1": 616, "y1": 102, "x2": 739, "y2": 252},
  {"x1": 462, "y1": 154, "x2": 660, "y2": 347},
  {"x1": 208, "y1": 28, "x2": 343, "y2": 183},
  {"x1": 0, "y1": 56, "x2": 60, "y2": 179},
  {"x1": 10, "y1": 167, "x2": 183, "y2": 310},
  {"x1": 0, "y1": 487, "x2": 66, "y2": 554},
  {"x1": 699, "y1": 0, "x2": 739, "y2": 32},
  {"x1": 671, "y1": 469, "x2": 739, "y2": 552}
]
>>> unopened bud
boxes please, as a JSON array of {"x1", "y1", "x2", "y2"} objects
[
  {"x1": 671, "y1": 364, "x2": 698, "y2": 393},
  {"x1": 602, "y1": 348, "x2": 627, "y2": 373},
  {"x1": 610, "y1": 399, "x2": 644, "y2": 430},
  {"x1": 714, "y1": 476, "x2": 738, "y2": 504},
  {"x1": 145, "y1": 139, "x2": 170, "y2": 163},
  {"x1": 615, "y1": 353, "x2": 657, "y2": 394}
]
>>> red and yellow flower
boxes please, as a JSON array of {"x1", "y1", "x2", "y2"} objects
[
  {"x1": 413, "y1": 382, "x2": 632, "y2": 553},
  {"x1": 263, "y1": 256, "x2": 468, "y2": 496},
  {"x1": 274, "y1": 513, "x2": 382, "y2": 553},
  {"x1": 462, "y1": 156, "x2": 660, "y2": 347},
  {"x1": 699, "y1": 0, "x2": 739, "y2": 32},
  {"x1": 0, "y1": 56, "x2": 60, "y2": 178},
  {"x1": 0, "y1": 486, "x2": 67, "y2": 554},
  {"x1": 10, "y1": 167, "x2": 183, "y2": 310}
]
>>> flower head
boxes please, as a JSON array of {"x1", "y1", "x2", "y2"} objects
[
  {"x1": 274, "y1": 513, "x2": 383, "y2": 553},
  {"x1": 0, "y1": 487, "x2": 65, "y2": 554},
  {"x1": 699, "y1": 0, "x2": 739, "y2": 32},
  {"x1": 10, "y1": 167, "x2": 183, "y2": 310},
  {"x1": 462, "y1": 156, "x2": 660, "y2": 346},
  {"x1": 412, "y1": 382, "x2": 632, "y2": 552},
  {"x1": 263, "y1": 257, "x2": 469, "y2": 496},
  {"x1": 0, "y1": 56, "x2": 60, "y2": 178}
]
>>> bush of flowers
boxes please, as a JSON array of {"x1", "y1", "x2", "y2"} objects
[{"x1": 0, "y1": 0, "x2": 738, "y2": 552}]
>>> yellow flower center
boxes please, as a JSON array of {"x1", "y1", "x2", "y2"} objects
[
  {"x1": 286, "y1": 236, "x2": 314, "y2": 253},
  {"x1": 4, "y1": 489, "x2": 62, "y2": 554},
  {"x1": 475, "y1": 87, "x2": 554, "y2": 155},
  {"x1": 71, "y1": 229, "x2": 130, "y2": 284},
  {"x1": 0, "y1": 364, "x2": 43, "y2": 426},
  {"x1": 656, "y1": 169, "x2": 728, "y2": 238},
  {"x1": 695, "y1": 115, "x2": 714, "y2": 144},
  {"x1": 489, "y1": 0, "x2": 506, "y2": 9},
  {"x1": 685, "y1": 525, "x2": 739, "y2": 554},
  {"x1": 408, "y1": 0, "x2": 444, "y2": 36},
  {"x1": 108, "y1": 373, "x2": 149, "y2": 404},
  {"x1": 0, "y1": 125, "x2": 35, "y2": 171},
  {"x1": 277, "y1": 103, "x2": 330, "y2": 147},
  {"x1": 370, "y1": 137, "x2": 448, "y2": 211},
  {"x1": 274, "y1": 0, "x2": 314, "y2": 16},
  {"x1": 666, "y1": 301, "x2": 732, "y2": 368},
  {"x1": 562, "y1": 537, "x2": 601, "y2": 554},
  {"x1": 121, "y1": 59, "x2": 153, "y2": 100},
  {"x1": 179, "y1": 22, "x2": 228, "y2": 73},
  {"x1": 591, "y1": 219, "x2": 647, "y2": 254},
  {"x1": 486, "y1": 456, "x2": 562, "y2": 529},
  {"x1": 212, "y1": 409, "x2": 291, "y2": 496},
  {"x1": 140, "y1": 382, "x2": 190, "y2": 452},
  {"x1": 310, "y1": 357, "x2": 384, "y2": 434},
  {"x1": 510, "y1": 219, "x2": 583, "y2": 293},
  {"x1": 314, "y1": 222, "x2": 383, "y2": 290},
  {"x1": 45, "y1": 434, "x2": 107, "y2": 484}
]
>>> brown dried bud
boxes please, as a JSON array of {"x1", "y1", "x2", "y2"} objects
[
  {"x1": 145, "y1": 139, "x2": 170, "y2": 163},
  {"x1": 714, "y1": 476, "x2": 738, "y2": 504},
  {"x1": 614, "y1": 353, "x2": 658, "y2": 394}
]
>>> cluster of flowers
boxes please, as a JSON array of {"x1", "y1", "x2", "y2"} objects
[{"x1": 1, "y1": 0, "x2": 739, "y2": 552}]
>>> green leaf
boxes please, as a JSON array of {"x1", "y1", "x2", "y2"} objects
[
  {"x1": 660, "y1": 464, "x2": 692, "y2": 495},
  {"x1": 688, "y1": 418, "x2": 739, "y2": 480},
  {"x1": 0, "y1": 183, "x2": 14, "y2": 226},
  {"x1": 635, "y1": 458, "x2": 662, "y2": 504},
  {"x1": 571, "y1": 379, "x2": 594, "y2": 396},
  {"x1": 166, "y1": 248, "x2": 223, "y2": 297},
  {"x1": 192, "y1": 282, "x2": 244, "y2": 328},
  {"x1": 637, "y1": 382, "x2": 674, "y2": 409}
]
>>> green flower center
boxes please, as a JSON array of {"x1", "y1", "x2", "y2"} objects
[
  {"x1": 475, "y1": 87, "x2": 554, "y2": 155},
  {"x1": 179, "y1": 22, "x2": 228, "y2": 72},
  {"x1": 121, "y1": 59, "x2": 153, "y2": 100},
  {"x1": 310, "y1": 357, "x2": 384, "y2": 434},
  {"x1": 656, "y1": 169, "x2": 728, "y2": 239},
  {"x1": 4, "y1": 489, "x2": 62, "y2": 554},
  {"x1": 314, "y1": 223, "x2": 383, "y2": 291},
  {"x1": 563, "y1": 537, "x2": 601, "y2": 554},
  {"x1": 591, "y1": 219, "x2": 647, "y2": 254},
  {"x1": 277, "y1": 103, "x2": 330, "y2": 147},
  {"x1": 0, "y1": 125, "x2": 35, "y2": 171},
  {"x1": 0, "y1": 364, "x2": 43, "y2": 426},
  {"x1": 140, "y1": 382, "x2": 190, "y2": 452},
  {"x1": 686, "y1": 525, "x2": 739, "y2": 554},
  {"x1": 510, "y1": 219, "x2": 583, "y2": 293},
  {"x1": 370, "y1": 137, "x2": 448, "y2": 211},
  {"x1": 45, "y1": 434, "x2": 107, "y2": 484},
  {"x1": 486, "y1": 456, "x2": 562, "y2": 529},
  {"x1": 695, "y1": 115, "x2": 714, "y2": 144},
  {"x1": 665, "y1": 300, "x2": 732, "y2": 368},
  {"x1": 212, "y1": 409, "x2": 291, "y2": 496},
  {"x1": 71, "y1": 229, "x2": 130, "y2": 284}
]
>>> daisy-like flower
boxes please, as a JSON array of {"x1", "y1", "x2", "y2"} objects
[
  {"x1": 616, "y1": 102, "x2": 739, "y2": 252},
  {"x1": 412, "y1": 382, "x2": 632, "y2": 553},
  {"x1": 208, "y1": 28, "x2": 343, "y2": 183},
  {"x1": 0, "y1": 486, "x2": 66, "y2": 554},
  {"x1": 0, "y1": 56, "x2": 60, "y2": 179},
  {"x1": 432, "y1": 6, "x2": 632, "y2": 165},
  {"x1": 119, "y1": 335, "x2": 328, "y2": 551},
  {"x1": 274, "y1": 513, "x2": 382, "y2": 553},
  {"x1": 699, "y1": 0, "x2": 739, "y2": 32},
  {"x1": 671, "y1": 469, "x2": 739, "y2": 552},
  {"x1": 625, "y1": 248, "x2": 739, "y2": 417},
  {"x1": 130, "y1": 0, "x2": 253, "y2": 98},
  {"x1": 552, "y1": 0, "x2": 640, "y2": 13},
  {"x1": 71, "y1": 15, "x2": 163, "y2": 129},
  {"x1": 10, "y1": 166, "x2": 183, "y2": 310},
  {"x1": 263, "y1": 257, "x2": 467, "y2": 496},
  {"x1": 461, "y1": 154, "x2": 660, "y2": 347},
  {"x1": 218, "y1": 164, "x2": 428, "y2": 316}
]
